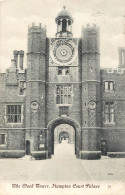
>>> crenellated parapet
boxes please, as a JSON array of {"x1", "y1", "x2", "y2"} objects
[
  {"x1": 27, "y1": 23, "x2": 46, "y2": 53},
  {"x1": 82, "y1": 23, "x2": 99, "y2": 31},
  {"x1": 28, "y1": 23, "x2": 46, "y2": 34},
  {"x1": 81, "y1": 24, "x2": 100, "y2": 54},
  {"x1": 101, "y1": 68, "x2": 125, "y2": 75},
  {"x1": 81, "y1": 23, "x2": 100, "y2": 81}
]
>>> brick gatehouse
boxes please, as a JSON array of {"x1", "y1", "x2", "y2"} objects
[{"x1": 0, "y1": 7, "x2": 125, "y2": 159}]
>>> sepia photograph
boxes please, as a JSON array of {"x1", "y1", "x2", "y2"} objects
[{"x1": 0, "y1": 0, "x2": 125, "y2": 194}]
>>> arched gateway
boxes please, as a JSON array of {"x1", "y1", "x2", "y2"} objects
[{"x1": 47, "y1": 117, "x2": 81, "y2": 158}]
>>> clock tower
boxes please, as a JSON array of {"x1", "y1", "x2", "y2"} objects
[
  {"x1": 26, "y1": 7, "x2": 101, "y2": 159},
  {"x1": 46, "y1": 7, "x2": 81, "y2": 158}
]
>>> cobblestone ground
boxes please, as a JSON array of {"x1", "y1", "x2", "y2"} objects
[{"x1": 0, "y1": 141, "x2": 125, "y2": 195}]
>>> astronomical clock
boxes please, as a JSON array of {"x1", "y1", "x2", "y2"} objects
[{"x1": 49, "y1": 38, "x2": 78, "y2": 66}]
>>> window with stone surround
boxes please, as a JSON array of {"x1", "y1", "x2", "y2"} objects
[
  {"x1": 19, "y1": 81, "x2": 26, "y2": 95},
  {"x1": 58, "y1": 67, "x2": 69, "y2": 75},
  {"x1": 6, "y1": 105, "x2": 22, "y2": 123},
  {"x1": 104, "y1": 102, "x2": 114, "y2": 123},
  {"x1": 56, "y1": 85, "x2": 72, "y2": 104},
  {"x1": 104, "y1": 81, "x2": 114, "y2": 91},
  {"x1": 0, "y1": 134, "x2": 6, "y2": 145}
]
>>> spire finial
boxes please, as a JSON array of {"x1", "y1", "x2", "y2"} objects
[{"x1": 63, "y1": 5, "x2": 66, "y2": 10}]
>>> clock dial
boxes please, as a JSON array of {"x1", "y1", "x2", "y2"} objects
[
  {"x1": 50, "y1": 39, "x2": 78, "y2": 66},
  {"x1": 53, "y1": 43, "x2": 74, "y2": 63}
]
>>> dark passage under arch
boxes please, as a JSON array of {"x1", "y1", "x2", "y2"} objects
[{"x1": 59, "y1": 131, "x2": 69, "y2": 142}]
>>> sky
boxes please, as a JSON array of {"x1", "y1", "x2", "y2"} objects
[{"x1": 0, "y1": 0, "x2": 125, "y2": 72}]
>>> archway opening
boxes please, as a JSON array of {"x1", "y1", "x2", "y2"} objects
[
  {"x1": 49, "y1": 123, "x2": 77, "y2": 157},
  {"x1": 59, "y1": 131, "x2": 69, "y2": 143},
  {"x1": 47, "y1": 117, "x2": 80, "y2": 159}
]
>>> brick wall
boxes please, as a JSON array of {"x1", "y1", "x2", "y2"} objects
[{"x1": 101, "y1": 69, "x2": 125, "y2": 152}]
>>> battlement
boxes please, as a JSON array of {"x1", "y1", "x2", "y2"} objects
[
  {"x1": 82, "y1": 23, "x2": 99, "y2": 31},
  {"x1": 81, "y1": 23, "x2": 100, "y2": 53},
  {"x1": 101, "y1": 68, "x2": 125, "y2": 75},
  {"x1": 28, "y1": 23, "x2": 46, "y2": 34}
]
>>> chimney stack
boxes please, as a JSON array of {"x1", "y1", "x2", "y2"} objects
[
  {"x1": 13, "y1": 50, "x2": 19, "y2": 68},
  {"x1": 118, "y1": 48, "x2": 125, "y2": 68},
  {"x1": 19, "y1": 50, "x2": 24, "y2": 70},
  {"x1": 11, "y1": 59, "x2": 16, "y2": 69}
]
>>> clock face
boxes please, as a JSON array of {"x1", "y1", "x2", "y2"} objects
[
  {"x1": 53, "y1": 43, "x2": 74, "y2": 63},
  {"x1": 50, "y1": 39, "x2": 78, "y2": 66}
]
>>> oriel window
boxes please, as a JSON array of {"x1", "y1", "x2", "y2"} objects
[{"x1": 56, "y1": 85, "x2": 72, "y2": 104}]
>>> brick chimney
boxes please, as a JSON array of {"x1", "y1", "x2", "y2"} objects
[
  {"x1": 19, "y1": 50, "x2": 24, "y2": 70},
  {"x1": 11, "y1": 59, "x2": 16, "y2": 69},
  {"x1": 13, "y1": 50, "x2": 19, "y2": 68}
]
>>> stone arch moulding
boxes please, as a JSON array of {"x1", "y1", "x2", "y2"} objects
[{"x1": 47, "y1": 117, "x2": 81, "y2": 159}]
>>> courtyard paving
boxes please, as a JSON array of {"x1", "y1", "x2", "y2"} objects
[{"x1": 0, "y1": 140, "x2": 125, "y2": 195}]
